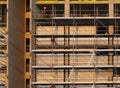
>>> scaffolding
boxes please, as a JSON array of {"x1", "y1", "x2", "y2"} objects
[
  {"x1": 0, "y1": 3, "x2": 7, "y2": 88},
  {"x1": 31, "y1": 0, "x2": 120, "y2": 88}
]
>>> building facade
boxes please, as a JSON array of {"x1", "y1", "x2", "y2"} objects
[
  {"x1": 31, "y1": 0, "x2": 120, "y2": 88},
  {"x1": 1, "y1": 0, "x2": 120, "y2": 88}
]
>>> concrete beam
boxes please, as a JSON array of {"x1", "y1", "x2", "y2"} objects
[
  {"x1": 109, "y1": 0, "x2": 114, "y2": 17},
  {"x1": 65, "y1": 0, "x2": 70, "y2": 17}
]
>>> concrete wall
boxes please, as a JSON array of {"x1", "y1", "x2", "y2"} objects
[
  {"x1": 36, "y1": 26, "x2": 111, "y2": 46},
  {"x1": 8, "y1": 0, "x2": 25, "y2": 88},
  {"x1": 36, "y1": 70, "x2": 113, "y2": 83}
]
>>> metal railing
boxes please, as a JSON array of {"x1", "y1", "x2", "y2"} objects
[
  {"x1": 35, "y1": 29, "x2": 114, "y2": 35},
  {"x1": 70, "y1": 10, "x2": 108, "y2": 17},
  {"x1": 33, "y1": 10, "x2": 120, "y2": 19},
  {"x1": 34, "y1": 38, "x2": 120, "y2": 46},
  {"x1": 34, "y1": 78, "x2": 118, "y2": 82}
]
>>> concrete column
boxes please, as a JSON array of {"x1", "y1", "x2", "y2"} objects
[
  {"x1": 108, "y1": 70, "x2": 113, "y2": 86},
  {"x1": 108, "y1": 25, "x2": 114, "y2": 45},
  {"x1": 108, "y1": 25, "x2": 114, "y2": 83},
  {"x1": 65, "y1": 54, "x2": 69, "y2": 65},
  {"x1": 8, "y1": 0, "x2": 25, "y2": 88},
  {"x1": 109, "y1": 25, "x2": 114, "y2": 35},
  {"x1": 65, "y1": 0, "x2": 70, "y2": 17},
  {"x1": 108, "y1": 53, "x2": 113, "y2": 65},
  {"x1": 109, "y1": 0, "x2": 114, "y2": 17},
  {"x1": 55, "y1": 70, "x2": 58, "y2": 82},
  {"x1": 64, "y1": 26, "x2": 70, "y2": 88},
  {"x1": 64, "y1": 26, "x2": 69, "y2": 66},
  {"x1": 64, "y1": 70, "x2": 69, "y2": 88},
  {"x1": 65, "y1": 26, "x2": 69, "y2": 45}
]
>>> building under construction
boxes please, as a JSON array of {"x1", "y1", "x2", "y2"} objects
[
  {"x1": 1, "y1": 0, "x2": 120, "y2": 88},
  {"x1": 31, "y1": 0, "x2": 120, "y2": 88}
]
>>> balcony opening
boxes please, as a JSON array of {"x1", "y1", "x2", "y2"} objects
[
  {"x1": 114, "y1": 26, "x2": 120, "y2": 34},
  {"x1": 70, "y1": 4, "x2": 108, "y2": 17},
  {"x1": 36, "y1": 4, "x2": 64, "y2": 18},
  {"x1": 114, "y1": 4, "x2": 120, "y2": 17}
]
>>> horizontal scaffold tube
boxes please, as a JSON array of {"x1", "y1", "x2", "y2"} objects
[
  {"x1": 32, "y1": 81, "x2": 120, "y2": 85},
  {"x1": 32, "y1": 65, "x2": 120, "y2": 69},
  {"x1": 33, "y1": 34, "x2": 120, "y2": 38},
  {"x1": 32, "y1": 49, "x2": 120, "y2": 54}
]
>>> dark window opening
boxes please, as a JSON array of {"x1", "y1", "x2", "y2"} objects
[
  {"x1": 114, "y1": 30, "x2": 120, "y2": 34},
  {"x1": 26, "y1": 38, "x2": 30, "y2": 45},
  {"x1": 26, "y1": 18, "x2": 30, "y2": 32},
  {"x1": 0, "y1": 5, "x2": 7, "y2": 27},
  {"x1": 114, "y1": 4, "x2": 120, "y2": 17},
  {"x1": 0, "y1": 83, "x2": 5, "y2": 88},
  {"x1": 70, "y1": 4, "x2": 108, "y2": 17},
  {"x1": 97, "y1": 27, "x2": 108, "y2": 34},
  {"x1": 26, "y1": 79, "x2": 30, "y2": 88},
  {"x1": 0, "y1": 65, "x2": 6, "y2": 73},
  {"x1": 114, "y1": 68, "x2": 120, "y2": 75},
  {"x1": 114, "y1": 27, "x2": 120, "y2": 34},
  {"x1": 37, "y1": 4, "x2": 64, "y2": 18},
  {"x1": 26, "y1": 45, "x2": 29, "y2": 52},
  {"x1": 26, "y1": 18, "x2": 30, "y2": 25},
  {"x1": 26, "y1": 59, "x2": 30, "y2": 72},
  {"x1": 0, "y1": 45, "x2": 7, "y2": 49},
  {"x1": 26, "y1": 0, "x2": 30, "y2": 12},
  {"x1": 26, "y1": 38, "x2": 30, "y2": 52}
]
